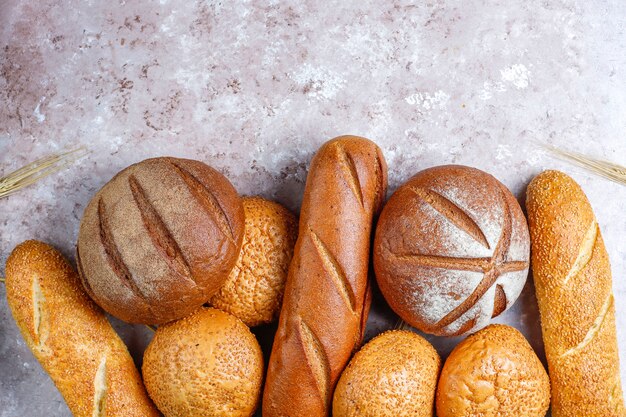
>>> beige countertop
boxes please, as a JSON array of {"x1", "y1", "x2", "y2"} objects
[{"x1": 1, "y1": 0, "x2": 625, "y2": 415}]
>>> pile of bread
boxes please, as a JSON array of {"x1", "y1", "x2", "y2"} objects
[{"x1": 4, "y1": 136, "x2": 625, "y2": 417}]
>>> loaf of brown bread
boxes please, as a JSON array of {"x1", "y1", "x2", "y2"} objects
[
  {"x1": 77, "y1": 157, "x2": 244, "y2": 324},
  {"x1": 5, "y1": 240, "x2": 160, "y2": 417},
  {"x1": 262, "y1": 136, "x2": 388, "y2": 417},
  {"x1": 374, "y1": 165, "x2": 530, "y2": 336},
  {"x1": 526, "y1": 170, "x2": 625, "y2": 416}
]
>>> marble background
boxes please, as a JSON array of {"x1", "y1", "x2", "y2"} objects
[{"x1": 1, "y1": 0, "x2": 625, "y2": 415}]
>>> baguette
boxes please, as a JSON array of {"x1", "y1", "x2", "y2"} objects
[
  {"x1": 526, "y1": 170, "x2": 625, "y2": 416},
  {"x1": 262, "y1": 136, "x2": 388, "y2": 417},
  {"x1": 5, "y1": 240, "x2": 160, "y2": 417}
]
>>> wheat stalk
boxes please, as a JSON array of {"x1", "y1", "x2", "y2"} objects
[
  {"x1": 541, "y1": 143, "x2": 626, "y2": 186},
  {"x1": 0, "y1": 148, "x2": 87, "y2": 199},
  {"x1": 394, "y1": 318, "x2": 412, "y2": 331}
]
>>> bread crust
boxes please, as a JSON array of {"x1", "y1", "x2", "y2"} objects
[
  {"x1": 5, "y1": 240, "x2": 160, "y2": 417},
  {"x1": 142, "y1": 307, "x2": 263, "y2": 417},
  {"x1": 333, "y1": 330, "x2": 440, "y2": 417},
  {"x1": 374, "y1": 165, "x2": 530, "y2": 336},
  {"x1": 77, "y1": 157, "x2": 244, "y2": 324},
  {"x1": 436, "y1": 324, "x2": 550, "y2": 417},
  {"x1": 526, "y1": 170, "x2": 625, "y2": 416},
  {"x1": 210, "y1": 196, "x2": 298, "y2": 326},
  {"x1": 262, "y1": 136, "x2": 387, "y2": 417}
]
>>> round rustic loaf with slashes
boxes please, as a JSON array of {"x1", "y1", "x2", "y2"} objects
[
  {"x1": 373, "y1": 165, "x2": 529, "y2": 336},
  {"x1": 77, "y1": 157, "x2": 244, "y2": 324}
]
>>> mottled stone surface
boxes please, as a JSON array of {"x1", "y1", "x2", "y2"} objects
[{"x1": 1, "y1": 0, "x2": 625, "y2": 415}]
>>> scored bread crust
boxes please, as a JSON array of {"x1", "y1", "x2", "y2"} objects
[
  {"x1": 5, "y1": 240, "x2": 160, "y2": 417},
  {"x1": 526, "y1": 170, "x2": 625, "y2": 416},
  {"x1": 374, "y1": 165, "x2": 530, "y2": 336},
  {"x1": 262, "y1": 136, "x2": 388, "y2": 417},
  {"x1": 77, "y1": 157, "x2": 244, "y2": 324}
]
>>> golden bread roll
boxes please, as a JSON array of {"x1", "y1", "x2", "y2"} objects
[
  {"x1": 210, "y1": 196, "x2": 297, "y2": 326},
  {"x1": 142, "y1": 307, "x2": 263, "y2": 417},
  {"x1": 526, "y1": 170, "x2": 625, "y2": 416},
  {"x1": 436, "y1": 324, "x2": 550, "y2": 417},
  {"x1": 77, "y1": 157, "x2": 244, "y2": 324},
  {"x1": 5, "y1": 240, "x2": 160, "y2": 417},
  {"x1": 333, "y1": 330, "x2": 440, "y2": 417}
]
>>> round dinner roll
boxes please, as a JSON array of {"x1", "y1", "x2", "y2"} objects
[
  {"x1": 333, "y1": 330, "x2": 440, "y2": 417},
  {"x1": 436, "y1": 324, "x2": 550, "y2": 417},
  {"x1": 142, "y1": 307, "x2": 264, "y2": 417},
  {"x1": 374, "y1": 165, "x2": 530, "y2": 336},
  {"x1": 77, "y1": 157, "x2": 244, "y2": 324},
  {"x1": 210, "y1": 196, "x2": 297, "y2": 326}
]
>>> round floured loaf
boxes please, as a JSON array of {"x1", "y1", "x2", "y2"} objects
[
  {"x1": 373, "y1": 165, "x2": 530, "y2": 336},
  {"x1": 436, "y1": 324, "x2": 550, "y2": 417},
  {"x1": 77, "y1": 157, "x2": 244, "y2": 324}
]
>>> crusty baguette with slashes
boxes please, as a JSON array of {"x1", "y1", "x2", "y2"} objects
[
  {"x1": 263, "y1": 136, "x2": 388, "y2": 417},
  {"x1": 526, "y1": 170, "x2": 625, "y2": 416},
  {"x1": 5, "y1": 240, "x2": 160, "y2": 417}
]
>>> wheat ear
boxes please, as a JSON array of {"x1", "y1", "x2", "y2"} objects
[
  {"x1": 541, "y1": 143, "x2": 626, "y2": 186},
  {"x1": 0, "y1": 148, "x2": 87, "y2": 199}
]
